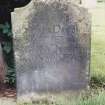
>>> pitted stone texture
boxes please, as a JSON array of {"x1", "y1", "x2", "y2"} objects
[{"x1": 12, "y1": 1, "x2": 91, "y2": 98}]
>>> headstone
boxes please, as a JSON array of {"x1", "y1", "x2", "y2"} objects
[{"x1": 12, "y1": 0, "x2": 91, "y2": 101}]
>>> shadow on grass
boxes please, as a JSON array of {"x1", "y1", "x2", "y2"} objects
[{"x1": 90, "y1": 75, "x2": 105, "y2": 89}]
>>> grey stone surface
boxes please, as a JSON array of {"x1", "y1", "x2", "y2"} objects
[{"x1": 12, "y1": 0, "x2": 91, "y2": 99}]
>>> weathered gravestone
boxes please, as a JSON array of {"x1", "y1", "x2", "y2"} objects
[{"x1": 12, "y1": 0, "x2": 91, "y2": 100}]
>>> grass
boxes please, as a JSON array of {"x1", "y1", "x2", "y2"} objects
[
  {"x1": 18, "y1": 90, "x2": 105, "y2": 105},
  {"x1": 90, "y1": 3, "x2": 105, "y2": 88}
]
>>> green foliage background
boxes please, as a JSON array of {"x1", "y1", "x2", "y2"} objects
[{"x1": 0, "y1": 22, "x2": 16, "y2": 86}]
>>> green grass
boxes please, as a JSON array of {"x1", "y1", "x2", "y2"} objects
[
  {"x1": 91, "y1": 27, "x2": 105, "y2": 78},
  {"x1": 91, "y1": 31, "x2": 105, "y2": 88},
  {"x1": 78, "y1": 91, "x2": 105, "y2": 105},
  {"x1": 90, "y1": 4, "x2": 105, "y2": 87},
  {"x1": 18, "y1": 90, "x2": 105, "y2": 105}
]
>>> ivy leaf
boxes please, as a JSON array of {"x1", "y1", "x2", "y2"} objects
[
  {"x1": 3, "y1": 42, "x2": 12, "y2": 53},
  {"x1": 5, "y1": 22, "x2": 10, "y2": 28},
  {"x1": 0, "y1": 22, "x2": 11, "y2": 35},
  {"x1": 3, "y1": 28, "x2": 9, "y2": 34}
]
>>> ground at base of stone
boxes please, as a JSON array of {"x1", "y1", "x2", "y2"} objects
[
  {"x1": 0, "y1": 83, "x2": 16, "y2": 98},
  {"x1": 0, "y1": 98, "x2": 16, "y2": 105}
]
